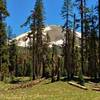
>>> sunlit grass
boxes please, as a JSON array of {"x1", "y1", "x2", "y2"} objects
[{"x1": 0, "y1": 79, "x2": 100, "y2": 100}]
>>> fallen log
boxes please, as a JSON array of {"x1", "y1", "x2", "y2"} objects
[
  {"x1": 68, "y1": 81, "x2": 88, "y2": 90},
  {"x1": 92, "y1": 88, "x2": 100, "y2": 91}
]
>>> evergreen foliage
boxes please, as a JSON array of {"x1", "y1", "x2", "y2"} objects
[
  {"x1": 0, "y1": 0, "x2": 9, "y2": 81},
  {"x1": 0, "y1": 0, "x2": 99, "y2": 86}
]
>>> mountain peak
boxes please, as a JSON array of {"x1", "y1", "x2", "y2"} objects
[{"x1": 15, "y1": 25, "x2": 81, "y2": 47}]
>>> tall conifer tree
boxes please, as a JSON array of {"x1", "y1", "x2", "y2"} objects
[
  {"x1": 61, "y1": 0, "x2": 73, "y2": 80},
  {"x1": 34, "y1": 0, "x2": 44, "y2": 78},
  {"x1": 0, "y1": 0, "x2": 9, "y2": 81},
  {"x1": 98, "y1": 0, "x2": 100, "y2": 78}
]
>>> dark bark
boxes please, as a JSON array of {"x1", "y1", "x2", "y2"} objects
[
  {"x1": 32, "y1": 17, "x2": 36, "y2": 80},
  {"x1": 42, "y1": 59, "x2": 45, "y2": 78},
  {"x1": 98, "y1": 0, "x2": 100, "y2": 79},
  {"x1": 71, "y1": 14, "x2": 76, "y2": 79},
  {"x1": 80, "y1": 0, "x2": 84, "y2": 74},
  {"x1": 57, "y1": 57, "x2": 60, "y2": 81}
]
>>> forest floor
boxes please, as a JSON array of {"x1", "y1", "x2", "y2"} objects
[{"x1": 0, "y1": 77, "x2": 100, "y2": 100}]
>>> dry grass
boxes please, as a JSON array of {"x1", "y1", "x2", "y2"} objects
[{"x1": 0, "y1": 78, "x2": 100, "y2": 100}]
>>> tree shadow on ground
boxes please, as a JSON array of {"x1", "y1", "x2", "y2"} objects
[
  {"x1": 60, "y1": 76, "x2": 100, "y2": 83},
  {"x1": 10, "y1": 77, "x2": 31, "y2": 84}
]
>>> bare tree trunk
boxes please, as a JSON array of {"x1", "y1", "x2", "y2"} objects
[
  {"x1": 57, "y1": 56, "x2": 60, "y2": 81},
  {"x1": 80, "y1": 0, "x2": 84, "y2": 74},
  {"x1": 98, "y1": 0, "x2": 100, "y2": 79},
  {"x1": 32, "y1": 18, "x2": 36, "y2": 80},
  {"x1": 0, "y1": 13, "x2": 2, "y2": 81},
  {"x1": 71, "y1": 14, "x2": 76, "y2": 79}
]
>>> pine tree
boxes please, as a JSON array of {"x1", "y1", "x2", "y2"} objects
[
  {"x1": 98, "y1": 0, "x2": 100, "y2": 79},
  {"x1": 71, "y1": 14, "x2": 76, "y2": 79},
  {"x1": 80, "y1": 0, "x2": 84, "y2": 75},
  {"x1": 56, "y1": 55, "x2": 61, "y2": 81},
  {"x1": 25, "y1": 0, "x2": 45, "y2": 79},
  {"x1": 0, "y1": 0, "x2": 9, "y2": 81},
  {"x1": 7, "y1": 26, "x2": 18, "y2": 81},
  {"x1": 75, "y1": 0, "x2": 85, "y2": 85},
  {"x1": 61, "y1": 0, "x2": 73, "y2": 80},
  {"x1": 51, "y1": 45, "x2": 58, "y2": 82},
  {"x1": 9, "y1": 39, "x2": 17, "y2": 81},
  {"x1": 83, "y1": 0, "x2": 90, "y2": 74},
  {"x1": 34, "y1": 0, "x2": 44, "y2": 78},
  {"x1": 88, "y1": 9, "x2": 98, "y2": 79},
  {"x1": 22, "y1": 0, "x2": 45, "y2": 80},
  {"x1": 42, "y1": 33, "x2": 50, "y2": 78},
  {"x1": 31, "y1": 12, "x2": 36, "y2": 80}
]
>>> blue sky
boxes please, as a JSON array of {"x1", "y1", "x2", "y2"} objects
[{"x1": 6, "y1": 0, "x2": 97, "y2": 36}]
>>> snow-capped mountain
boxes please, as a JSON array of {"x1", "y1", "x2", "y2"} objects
[{"x1": 15, "y1": 25, "x2": 81, "y2": 47}]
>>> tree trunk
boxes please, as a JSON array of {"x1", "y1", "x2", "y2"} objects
[{"x1": 80, "y1": 0, "x2": 84, "y2": 74}]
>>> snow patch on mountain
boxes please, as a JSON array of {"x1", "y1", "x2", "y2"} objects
[
  {"x1": 14, "y1": 25, "x2": 81, "y2": 47},
  {"x1": 15, "y1": 31, "x2": 30, "y2": 40},
  {"x1": 76, "y1": 31, "x2": 81, "y2": 38},
  {"x1": 43, "y1": 26, "x2": 52, "y2": 36},
  {"x1": 49, "y1": 39, "x2": 63, "y2": 47}
]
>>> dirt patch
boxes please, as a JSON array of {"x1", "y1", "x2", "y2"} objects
[{"x1": 7, "y1": 78, "x2": 44, "y2": 90}]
